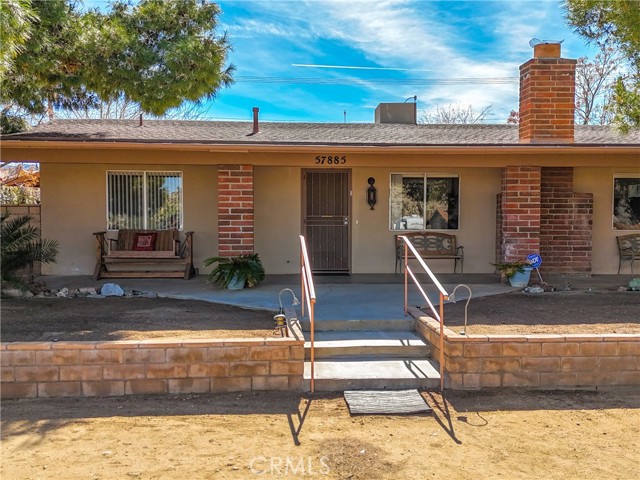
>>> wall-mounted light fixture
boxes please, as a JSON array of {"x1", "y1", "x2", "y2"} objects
[{"x1": 367, "y1": 177, "x2": 377, "y2": 210}]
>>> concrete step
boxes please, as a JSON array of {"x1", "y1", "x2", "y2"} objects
[
  {"x1": 300, "y1": 318, "x2": 415, "y2": 332},
  {"x1": 304, "y1": 358, "x2": 441, "y2": 392},
  {"x1": 305, "y1": 330, "x2": 431, "y2": 359}
]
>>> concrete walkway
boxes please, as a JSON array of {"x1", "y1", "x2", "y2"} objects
[{"x1": 39, "y1": 273, "x2": 631, "y2": 323}]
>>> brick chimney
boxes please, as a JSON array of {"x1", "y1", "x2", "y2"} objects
[{"x1": 519, "y1": 43, "x2": 576, "y2": 143}]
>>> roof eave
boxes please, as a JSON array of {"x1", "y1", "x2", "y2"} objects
[{"x1": 2, "y1": 139, "x2": 639, "y2": 155}]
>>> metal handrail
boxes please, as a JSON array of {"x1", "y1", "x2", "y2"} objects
[
  {"x1": 299, "y1": 235, "x2": 317, "y2": 393},
  {"x1": 399, "y1": 235, "x2": 448, "y2": 391}
]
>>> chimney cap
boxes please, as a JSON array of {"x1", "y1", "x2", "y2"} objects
[{"x1": 530, "y1": 39, "x2": 563, "y2": 59}]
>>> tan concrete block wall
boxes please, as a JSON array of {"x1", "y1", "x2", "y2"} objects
[
  {"x1": 415, "y1": 316, "x2": 639, "y2": 390},
  {"x1": 1, "y1": 331, "x2": 304, "y2": 399}
]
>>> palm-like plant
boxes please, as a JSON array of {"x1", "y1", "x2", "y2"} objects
[
  {"x1": 204, "y1": 253, "x2": 265, "y2": 289},
  {"x1": 1, "y1": 214, "x2": 58, "y2": 287}
]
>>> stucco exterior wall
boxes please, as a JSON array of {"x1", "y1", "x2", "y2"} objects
[
  {"x1": 255, "y1": 167, "x2": 302, "y2": 274},
  {"x1": 31, "y1": 149, "x2": 637, "y2": 277},
  {"x1": 254, "y1": 166, "x2": 501, "y2": 274},
  {"x1": 574, "y1": 167, "x2": 639, "y2": 274},
  {"x1": 40, "y1": 163, "x2": 217, "y2": 276},
  {"x1": 351, "y1": 167, "x2": 501, "y2": 274}
]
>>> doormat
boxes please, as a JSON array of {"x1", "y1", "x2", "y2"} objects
[{"x1": 344, "y1": 389, "x2": 432, "y2": 415}]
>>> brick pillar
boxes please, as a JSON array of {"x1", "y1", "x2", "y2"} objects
[
  {"x1": 500, "y1": 166, "x2": 541, "y2": 262},
  {"x1": 496, "y1": 193, "x2": 503, "y2": 264},
  {"x1": 218, "y1": 165, "x2": 254, "y2": 256},
  {"x1": 540, "y1": 167, "x2": 593, "y2": 273},
  {"x1": 519, "y1": 43, "x2": 576, "y2": 143}
]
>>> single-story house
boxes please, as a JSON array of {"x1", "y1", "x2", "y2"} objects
[{"x1": 1, "y1": 43, "x2": 639, "y2": 277}]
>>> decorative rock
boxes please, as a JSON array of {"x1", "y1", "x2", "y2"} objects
[
  {"x1": 524, "y1": 285, "x2": 545, "y2": 294},
  {"x1": 79, "y1": 287, "x2": 98, "y2": 295},
  {"x1": 2, "y1": 288, "x2": 24, "y2": 298},
  {"x1": 629, "y1": 278, "x2": 640, "y2": 291},
  {"x1": 100, "y1": 283, "x2": 125, "y2": 297},
  {"x1": 56, "y1": 288, "x2": 70, "y2": 298},
  {"x1": 23, "y1": 291, "x2": 35, "y2": 298},
  {"x1": 143, "y1": 292, "x2": 158, "y2": 299}
]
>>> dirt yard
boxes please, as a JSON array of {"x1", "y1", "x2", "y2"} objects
[
  {"x1": 440, "y1": 291, "x2": 639, "y2": 335},
  {"x1": 1, "y1": 297, "x2": 275, "y2": 341},
  {"x1": 2, "y1": 290, "x2": 639, "y2": 342},
  {"x1": 2, "y1": 389, "x2": 638, "y2": 479},
  {"x1": 2, "y1": 293, "x2": 639, "y2": 478}
]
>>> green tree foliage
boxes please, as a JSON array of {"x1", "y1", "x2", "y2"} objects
[
  {"x1": 0, "y1": 0, "x2": 36, "y2": 78},
  {"x1": 564, "y1": 0, "x2": 640, "y2": 131},
  {"x1": 1, "y1": 0, "x2": 234, "y2": 131},
  {"x1": 1, "y1": 214, "x2": 58, "y2": 287}
]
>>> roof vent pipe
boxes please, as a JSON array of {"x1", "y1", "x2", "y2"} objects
[
  {"x1": 139, "y1": 113, "x2": 143, "y2": 127},
  {"x1": 252, "y1": 107, "x2": 259, "y2": 134}
]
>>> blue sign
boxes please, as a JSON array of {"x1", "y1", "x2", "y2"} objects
[{"x1": 527, "y1": 253, "x2": 542, "y2": 269}]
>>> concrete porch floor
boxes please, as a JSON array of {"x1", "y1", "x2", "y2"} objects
[{"x1": 38, "y1": 273, "x2": 634, "y2": 322}]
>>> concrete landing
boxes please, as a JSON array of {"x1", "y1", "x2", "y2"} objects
[
  {"x1": 304, "y1": 358, "x2": 441, "y2": 392},
  {"x1": 39, "y1": 274, "x2": 517, "y2": 322},
  {"x1": 300, "y1": 318, "x2": 415, "y2": 332},
  {"x1": 306, "y1": 330, "x2": 431, "y2": 359}
]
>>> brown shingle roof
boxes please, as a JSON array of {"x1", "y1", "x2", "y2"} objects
[{"x1": 3, "y1": 119, "x2": 639, "y2": 146}]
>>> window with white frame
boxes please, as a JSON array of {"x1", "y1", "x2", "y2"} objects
[
  {"x1": 390, "y1": 174, "x2": 459, "y2": 230},
  {"x1": 613, "y1": 175, "x2": 640, "y2": 230},
  {"x1": 107, "y1": 171, "x2": 183, "y2": 230}
]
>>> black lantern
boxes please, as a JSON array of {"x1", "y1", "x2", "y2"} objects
[{"x1": 367, "y1": 177, "x2": 377, "y2": 210}]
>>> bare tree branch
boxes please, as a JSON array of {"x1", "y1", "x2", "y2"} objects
[
  {"x1": 575, "y1": 42, "x2": 626, "y2": 125},
  {"x1": 419, "y1": 104, "x2": 494, "y2": 124}
]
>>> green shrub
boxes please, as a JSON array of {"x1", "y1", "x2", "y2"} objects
[
  {"x1": 204, "y1": 253, "x2": 265, "y2": 289},
  {"x1": 1, "y1": 214, "x2": 58, "y2": 287}
]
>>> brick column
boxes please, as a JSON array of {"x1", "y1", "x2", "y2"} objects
[
  {"x1": 540, "y1": 167, "x2": 593, "y2": 273},
  {"x1": 218, "y1": 165, "x2": 254, "y2": 256},
  {"x1": 500, "y1": 166, "x2": 541, "y2": 262}
]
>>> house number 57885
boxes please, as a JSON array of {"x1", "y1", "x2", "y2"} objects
[{"x1": 315, "y1": 155, "x2": 346, "y2": 165}]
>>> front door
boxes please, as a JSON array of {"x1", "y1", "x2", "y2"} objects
[{"x1": 303, "y1": 170, "x2": 351, "y2": 273}]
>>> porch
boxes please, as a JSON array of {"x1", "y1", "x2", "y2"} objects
[{"x1": 39, "y1": 273, "x2": 630, "y2": 322}]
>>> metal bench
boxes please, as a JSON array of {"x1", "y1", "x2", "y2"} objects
[
  {"x1": 93, "y1": 229, "x2": 195, "y2": 280},
  {"x1": 617, "y1": 233, "x2": 640, "y2": 274},
  {"x1": 395, "y1": 231, "x2": 463, "y2": 274}
]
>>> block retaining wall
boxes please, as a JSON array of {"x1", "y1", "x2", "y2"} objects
[
  {"x1": 1, "y1": 330, "x2": 304, "y2": 399},
  {"x1": 412, "y1": 309, "x2": 639, "y2": 390}
]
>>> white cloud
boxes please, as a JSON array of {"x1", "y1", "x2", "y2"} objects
[{"x1": 216, "y1": 0, "x2": 594, "y2": 122}]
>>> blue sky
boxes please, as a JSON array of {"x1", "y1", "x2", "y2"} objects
[{"x1": 88, "y1": 0, "x2": 600, "y2": 124}]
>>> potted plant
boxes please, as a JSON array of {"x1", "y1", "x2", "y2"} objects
[
  {"x1": 204, "y1": 253, "x2": 265, "y2": 289},
  {"x1": 492, "y1": 260, "x2": 533, "y2": 288}
]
